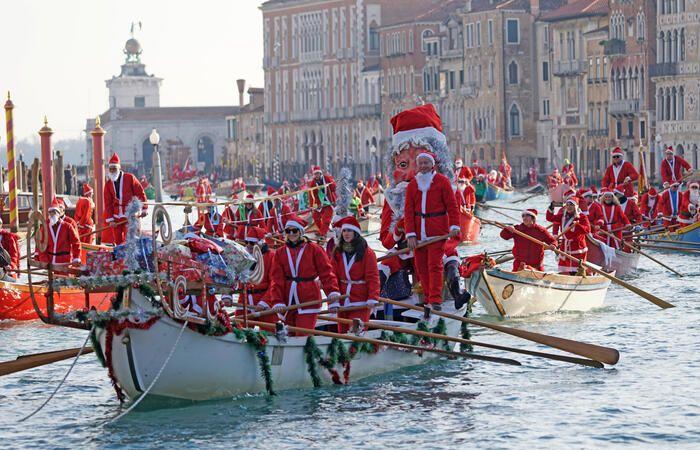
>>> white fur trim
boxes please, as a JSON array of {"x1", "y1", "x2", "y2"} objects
[
  {"x1": 340, "y1": 223, "x2": 362, "y2": 235},
  {"x1": 416, "y1": 152, "x2": 435, "y2": 164},
  {"x1": 442, "y1": 255, "x2": 460, "y2": 264},
  {"x1": 450, "y1": 225, "x2": 460, "y2": 232},
  {"x1": 392, "y1": 126, "x2": 446, "y2": 147},
  {"x1": 406, "y1": 232, "x2": 417, "y2": 238},
  {"x1": 285, "y1": 220, "x2": 305, "y2": 232}
]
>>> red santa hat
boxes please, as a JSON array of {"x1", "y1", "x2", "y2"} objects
[
  {"x1": 244, "y1": 226, "x2": 266, "y2": 243},
  {"x1": 48, "y1": 197, "x2": 62, "y2": 212},
  {"x1": 521, "y1": 208, "x2": 538, "y2": 219},
  {"x1": 312, "y1": 166, "x2": 323, "y2": 175},
  {"x1": 611, "y1": 147, "x2": 624, "y2": 157},
  {"x1": 563, "y1": 188, "x2": 576, "y2": 200},
  {"x1": 284, "y1": 214, "x2": 307, "y2": 233},
  {"x1": 83, "y1": 183, "x2": 93, "y2": 196},
  {"x1": 579, "y1": 188, "x2": 593, "y2": 198},
  {"x1": 334, "y1": 216, "x2": 362, "y2": 235},
  {"x1": 670, "y1": 180, "x2": 681, "y2": 187},
  {"x1": 390, "y1": 104, "x2": 446, "y2": 148},
  {"x1": 416, "y1": 150, "x2": 436, "y2": 165},
  {"x1": 648, "y1": 187, "x2": 658, "y2": 197},
  {"x1": 244, "y1": 193, "x2": 255, "y2": 203},
  {"x1": 565, "y1": 196, "x2": 580, "y2": 206},
  {"x1": 267, "y1": 186, "x2": 276, "y2": 196},
  {"x1": 108, "y1": 153, "x2": 120, "y2": 167},
  {"x1": 613, "y1": 185, "x2": 626, "y2": 196},
  {"x1": 665, "y1": 146, "x2": 674, "y2": 154},
  {"x1": 600, "y1": 187, "x2": 614, "y2": 197}
]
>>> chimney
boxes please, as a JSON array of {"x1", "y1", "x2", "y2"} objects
[
  {"x1": 530, "y1": 0, "x2": 540, "y2": 17},
  {"x1": 236, "y1": 79, "x2": 246, "y2": 106}
]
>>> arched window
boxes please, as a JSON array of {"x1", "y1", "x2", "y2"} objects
[
  {"x1": 509, "y1": 103, "x2": 521, "y2": 137},
  {"x1": 421, "y1": 29, "x2": 433, "y2": 53},
  {"x1": 508, "y1": 61, "x2": 519, "y2": 85}
]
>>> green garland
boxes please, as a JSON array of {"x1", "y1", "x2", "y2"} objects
[
  {"x1": 89, "y1": 327, "x2": 106, "y2": 368},
  {"x1": 460, "y1": 302, "x2": 473, "y2": 352},
  {"x1": 237, "y1": 328, "x2": 275, "y2": 395},
  {"x1": 304, "y1": 336, "x2": 324, "y2": 388},
  {"x1": 303, "y1": 337, "x2": 379, "y2": 387}
]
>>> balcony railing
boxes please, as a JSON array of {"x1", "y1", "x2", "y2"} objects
[
  {"x1": 553, "y1": 59, "x2": 588, "y2": 76},
  {"x1": 609, "y1": 99, "x2": 640, "y2": 116},
  {"x1": 603, "y1": 39, "x2": 626, "y2": 56},
  {"x1": 290, "y1": 110, "x2": 321, "y2": 122},
  {"x1": 354, "y1": 104, "x2": 381, "y2": 116},
  {"x1": 650, "y1": 62, "x2": 679, "y2": 78}
]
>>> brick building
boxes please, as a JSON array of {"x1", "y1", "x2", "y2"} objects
[{"x1": 225, "y1": 80, "x2": 265, "y2": 180}]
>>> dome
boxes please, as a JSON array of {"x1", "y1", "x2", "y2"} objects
[{"x1": 125, "y1": 38, "x2": 142, "y2": 55}]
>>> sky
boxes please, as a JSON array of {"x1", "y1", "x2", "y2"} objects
[{"x1": 0, "y1": 0, "x2": 264, "y2": 144}]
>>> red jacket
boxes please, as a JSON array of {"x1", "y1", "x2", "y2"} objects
[
  {"x1": 244, "y1": 249, "x2": 275, "y2": 308},
  {"x1": 216, "y1": 205, "x2": 237, "y2": 238},
  {"x1": 462, "y1": 184, "x2": 476, "y2": 209},
  {"x1": 598, "y1": 202, "x2": 630, "y2": 248},
  {"x1": 264, "y1": 203, "x2": 293, "y2": 234},
  {"x1": 621, "y1": 199, "x2": 643, "y2": 225},
  {"x1": 404, "y1": 171, "x2": 460, "y2": 241},
  {"x1": 104, "y1": 172, "x2": 147, "y2": 223},
  {"x1": 330, "y1": 247, "x2": 380, "y2": 307},
  {"x1": 602, "y1": 161, "x2": 638, "y2": 193},
  {"x1": 562, "y1": 163, "x2": 578, "y2": 186},
  {"x1": 234, "y1": 207, "x2": 264, "y2": 241},
  {"x1": 582, "y1": 201, "x2": 604, "y2": 229},
  {"x1": 500, "y1": 224, "x2": 556, "y2": 270},
  {"x1": 195, "y1": 179, "x2": 213, "y2": 203},
  {"x1": 456, "y1": 166, "x2": 473, "y2": 182},
  {"x1": 660, "y1": 156, "x2": 692, "y2": 184},
  {"x1": 37, "y1": 219, "x2": 81, "y2": 264},
  {"x1": 639, "y1": 193, "x2": 659, "y2": 221},
  {"x1": 549, "y1": 212, "x2": 590, "y2": 269},
  {"x1": 658, "y1": 189, "x2": 684, "y2": 219},
  {"x1": 0, "y1": 230, "x2": 20, "y2": 272},
  {"x1": 308, "y1": 175, "x2": 337, "y2": 209},
  {"x1": 73, "y1": 196, "x2": 94, "y2": 241},
  {"x1": 266, "y1": 241, "x2": 340, "y2": 314},
  {"x1": 355, "y1": 186, "x2": 375, "y2": 208}
]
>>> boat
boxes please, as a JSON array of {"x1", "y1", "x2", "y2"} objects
[
  {"x1": 586, "y1": 237, "x2": 640, "y2": 277},
  {"x1": 468, "y1": 268, "x2": 611, "y2": 318},
  {"x1": 460, "y1": 213, "x2": 481, "y2": 244},
  {"x1": 0, "y1": 280, "x2": 112, "y2": 321},
  {"x1": 647, "y1": 222, "x2": 700, "y2": 250},
  {"x1": 95, "y1": 288, "x2": 467, "y2": 401},
  {"x1": 483, "y1": 184, "x2": 515, "y2": 201},
  {"x1": 548, "y1": 183, "x2": 570, "y2": 205}
]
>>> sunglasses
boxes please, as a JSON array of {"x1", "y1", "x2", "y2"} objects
[
  {"x1": 284, "y1": 228, "x2": 299, "y2": 234},
  {"x1": 108, "y1": 167, "x2": 119, "y2": 172},
  {"x1": 612, "y1": 155, "x2": 621, "y2": 159}
]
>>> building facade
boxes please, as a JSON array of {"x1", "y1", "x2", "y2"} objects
[{"x1": 225, "y1": 81, "x2": 265, "y2": 180}]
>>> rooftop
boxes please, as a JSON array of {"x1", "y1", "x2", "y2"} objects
[
  {"x1": 540, "y1": 0, "x2": 608, "y2": 22},
  {"x1": 99, "y1": 106, "x2": 239, "y2": 126}
]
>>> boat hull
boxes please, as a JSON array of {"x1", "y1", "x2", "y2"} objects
[
  {"x1": 587, "y1": 238, "x2": 640, "y2": 276},
  {"x1": 460, "y1": 213, "x2": 481, "y2": 244},
  {"x1": 0, "y1": 281, "x2": 112, "y2": 321},
  {"x1": 100, "y1": 289, "x2": 466, "y2": 401},
  {"x1": 469, "y1": 268, "x2": 610, "y2": 318},
  {"x1": 483, "y1": 184, "x2": 514, "y2": 201},
  {"x1": 651, "y1": 222, "x2": 700, "y2": 250}
]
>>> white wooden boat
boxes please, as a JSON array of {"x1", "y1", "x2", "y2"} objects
[
  {"x1": 587, "y1": 237, "x2": 640, "y2": 277},
  {"x1": 468, "y1": 268, "x2": 611, "y2": 318},
  {"x1": 97, "y1": 287, "x2": 466, "y2": 401}
]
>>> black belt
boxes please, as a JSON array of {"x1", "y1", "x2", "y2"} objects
[
  {"x1": 247, "y1": 288, "x2": 266, "y2": 294},
  {"x1": 48, "y1": 251, "x2": 70, "y2": 256},
  {"x1": 415, "y1": 211, "x2": 446, "y2": 218},
  {"x1": 286, "y1": 276, "x2": 316, "y2": 282}
]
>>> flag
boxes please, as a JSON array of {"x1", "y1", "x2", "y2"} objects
[{"x1": 638, "y1": 146, "x2": 648, "y2": 193}]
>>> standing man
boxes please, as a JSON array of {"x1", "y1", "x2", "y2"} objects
[
  {"x1": 354, "y1": 179, "x2": 375, "y2": 215},
  {"x1": 658, "y1": 181, "x2": 684, "y2": 228},
  {"x1": 602, "y1": 147, "x2": 638, "y2": 196},
  {"x1": 597, "y1": 189, "x2": 630, "y2": 248},
  {"x1": 454, "y1": 158, "x2": 474, "y2": 183},
  {"x1": 500, "y1": 209, "x2": 557, "y2": 272},
  {"x1": 103, "y1": 153, "x2": 148, "y2": 245},
  {"x1": 307, "y1": 166, "x2": 337, "y2": 237},
  {"x1": 36, "y1": 198, "x2": 81, "y2": 266},
  {"x1": 405, "y1": 150, "x2": 460, "y2": 311},
  {"x1": 0, "y1": 216, "x2": 20, "y2": 280},
  {"x1": 660, "y1": 146, "x2": 693, "y2": 185},
  {"x1": 547, "y1": 197, "x2": 590, "y2": 273},
  {"x1": 74, "y1": 183, "x2": 95, "y2": 245}
]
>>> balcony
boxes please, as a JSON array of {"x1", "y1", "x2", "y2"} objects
[
  {"x1": 354, "y1": 104, "x2": 381, "y2": 116},
  {"x1": 650, "y1": 62, "x2": 679, "y2": 78},
  {"x1": 609, "y1": 99, "x2": 640, "y2": 116},
  {"x1": 587, "y1": 129, "x2": 609, "y2": 137},
  {"x1": 603, "y1": 39, "x2": 626, "y2": 56},
  {"x1": 290, "y1": 110, "x2": 321, "y2": 122},
  {"x1": 552, "y1": 59, "x2": 587, "y2": 76}
]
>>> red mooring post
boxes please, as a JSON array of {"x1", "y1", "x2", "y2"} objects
[
  {"x1": 38, "y1": 117, "x2": 54, "y2": 215},
  {"x1": 90, "y1": 116, "x2": 106, "y2": 244}
]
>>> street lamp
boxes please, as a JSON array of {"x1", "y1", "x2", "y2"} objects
[{"x1": 150, "y1": 128, "x2": 164, "y2": 203}]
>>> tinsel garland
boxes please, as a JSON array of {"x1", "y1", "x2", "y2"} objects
[
  {"x1": 333, "y1": 167, "x2": 353, "y2": 219},
  {"x1": 89, "y1": 327, "x2": 106, "y2": 368},
  {"x1": 52, "y1": 271, "x2": 167, "y2": 291},
  {"x1": 303, "y1": 336, "x2": 372, "y2": 387},
  {"x1": 304, "y1": 336, "x2": 323, "y2": 388},
  {"x1": 237, "y1": 328, "x2": 275, "y2": 396},
  {"x1": 123, "y1": 198, "x2": 147, "y2": 272}
]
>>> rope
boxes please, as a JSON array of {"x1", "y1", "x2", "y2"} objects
[
  {"x1": 105, "y1": 320, "x2": 189, "y2": 424},
  {"x1": 18, "y1": 325, "x2": 94, "y2": 422}
]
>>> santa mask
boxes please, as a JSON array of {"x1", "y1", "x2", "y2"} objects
[
  {"x1": 455, "y1": 160, "x2": 463, "y2": 168},
  {"x1": 108, "y1": 170, "x2": 120, "y2": 182},
  {"x1": 690, "y1": 186, "x2": 699, "y2": 204},
  {"x1": 49, "y1": 213, "x2": 60, "y2": 226}
]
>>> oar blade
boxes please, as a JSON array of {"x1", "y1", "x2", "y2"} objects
[{"x1": 0, "y1": 347, "x2": 94, "y2": 377}]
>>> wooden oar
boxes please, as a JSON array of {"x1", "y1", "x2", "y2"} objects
[
  {"x1": 477, "y1": 203, "x2": 524, "y2": 213},
  {"x1": 511, "y1": 192, "x2": 541, "y2": 204},
  {"x1": 240, "y1": 319, "x2": 522, "y2": 366},
  {"x1": 79, "y1": 220, "x2": 127, "y2": 239},
  {"x1": 319, "y1": 315, "x2": 604, "y2": 368},
  {"x1": 376, "y1": 234, "x2": 450, "y2": 262},
  {"x1": 628, "y1": 224, "x2": 682, "y2": 239},
  {"x1": 240, "y1": 295, "x2": 349, "y2": 319},
  {"x1": 636, "y1": 242, "x2": 700, "y2": 254},
  {"x1": 481, "y1": 218, "x2": 675, "y2": 310},
  {"x1": 380, "y1": 297, "x2": 619, "y2": 365},
  {"x1": 595, "y1": 229, "x2": 684, "y2": 277},
  {"x1": 0, "y1": 347, "x2": 94, "y2": 377},
  {"x1": 640, "y1": 237, "x2": 700, "y2": 248}
]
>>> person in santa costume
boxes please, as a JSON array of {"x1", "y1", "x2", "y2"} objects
[
  {"x1": 639, "y1": 187, "x2": 660, "y2": 223},
  {"x1": 265, "y1": 195, "x2": 293, "y2": 236},
  {"x1": 546, "y1": 187, "x2": 576, "y2": 234},
  {"x1": 217, "y1": 195, "x2": 238, "y2": 238},
  {"x1": 578, "y1": 188, "x2": 603, "y2": 225},
  {"x1": 547, "y1": 168, "x2": 563, "y2": 189},
  {"x1": 328, "y1": 216, "x2": 380, "y2": 333},
  {"x1": 454, "y1": 158, "x2": 474, "y2": 184},
  {"x1": 264, "y1": 214, "x2": 340, "y2": 333},
  {"x1": 74, "y1": 183, "x2": 95, "y2": 245},
  {"x1": 562, "y1": 158, "x2": 578, "y2": 186},
  {"x1": 404, "y1": 149, "x2": 460, "y2": 309},
  {"x1": 602, "y1": 147, "x2": 638, "y2": 196},
  {"x1": 471, "y1": 159, "x2": 486, "y2": 176},
  {"x1": 195, "y1": 175, "x2": 213, "y2": 204},
  {"x1": 677, "y1": 181, "x2": 699, "y2": 225},
  {"x1": 528, "y1": 165, "x2": 538, "y2": 187},
  {"x1": 657, "y1": 181, "x2": 685, "y2": 228},
  {"x1": 548, "y1": 197, "x2": 590, "y2": 273},
  {"x1": 500, "y1": 209, "x2": 557, "y2": 272},
  {"x1": 36, "y1": 198, "x2": 81, "y2": 266},
  {"x1": 103, "y1": 153, "x2": 147, "y2": 245},
  {"x1": 233, "y1": 194, "x2": 264, "y2": 241},
  {"x1": 233, "y1": 227, "x2": 279, "y2": 325},
  {"x1": 0, "y1": 216, "x2": 20, "y2": 280},
  {"x1": 498, "y1": 154, "x2": 512, "y2": 188},
  {"x1": 614, "y1": 185, "x2": 643, "y2": 225},
  {"x1": 354, "y1": 179, "x2": 375, "y2": 214},
  {"x1": 660, "y1": 146, "x2": 693, "y2": 185},
  {"x1": 459, "y1": 176, "x2": 476, "y2": 212},
  {"x1": 307, "y1": 166, "x2": 337, "y2": 237},
  {"x1": 193, "y1": 205, "x2": 218, "y2": 235},
  {"x1": 597, "y1": 189, "x2": 630, "y2": 249}
]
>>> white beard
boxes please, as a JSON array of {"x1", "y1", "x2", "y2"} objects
[
  {"x1": 690, "y1": 190, "x2": 699, "y2": 205},
  {"x1": 108, "y1": 171, "x2": 120, "y2": 182},
  {"x1": 415, "y1": 171, "x2": 435, "y2": 192},
  {"x1": 49, "y1": 216, "x2": 59, "y2": 226}
]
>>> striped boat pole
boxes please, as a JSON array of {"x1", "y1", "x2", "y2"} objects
[
  {"x1": 39, "y1": 116, "x2": 54, "y2": 216},
  {"x1": 4, "y1": 92, "x2": 18, "y2": 232}
]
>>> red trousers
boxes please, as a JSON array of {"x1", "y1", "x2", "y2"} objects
[
  {"x1": 336, "y1": 307, "x2": 372, "y2": 334},
  {"x1": 285, "y1": 309, "x2": 318, "y2": 336},
  {"x1": 312, "y1": 206, "x2": 333, "y2": 236},
  {"x1": 414, "y1": 240, "x2": 446, "y2": 305},
  {"x1": 110, "y1": 222, "x2": 128, "y2": 245}
]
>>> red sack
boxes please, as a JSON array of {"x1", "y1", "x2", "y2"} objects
[
  {"x1": 459, "y1": 254, "x2": 495, "y2": 278},
  {"x1": 186, "y1": 236, "x2": 223, "y2": 254}
]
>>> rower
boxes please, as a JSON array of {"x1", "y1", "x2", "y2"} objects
[
  {"x1": 678, "y1": 181, "x2": 699, "y2": 225},
  {"x1": 0, "y1": 216, "x2": 20, "y2": 281},
  {"x1": 549, "y1": 197, "x2": 590, "y2": 274},
  {"x1": 234, "y1": 194, "x2": 264, "y2": 241},
  {"x1": 264, "y1": 214, "x2": 340, "y2": 334},
  {"x1": 454, "y1": 158, "x2": 473, "y2": 184},
  {"x1": 329, "y1": 216, "x2": 380, "y2": 333},
  {"x1": 36, "y1": 198, "x2": 81, "y2": 267},
  {"x1": 614, "y1": 185, "x2": 643, "y2": 226},
  {"x1": 74, "y1": 183, "x2": 95, "y2": 246},
  {"x1": 500, "y1": 209, "x2": 557, "y2": 272},
  {"x1": 661, "y1": 146, "x2": 692, "y2": 186},
  {"x1": 597, "y1": 189, "x2": 630, "y2": 249},
  {"x1": 354, "y1": 179, "x2": 374, "y2": 215},
  {"x1": 239, "y1": 227, "x2": 277, "y2": 324},
  {"x1": 308, "y1": 166, "x2": 337, "y2": 237},
  {"x1": 658, "y1": 181, "x2": 683, "y2": 228},
  {"x1": 602, "y1": 147, "x2": 638, "y2": 197},
  {"x1": 639, "y1": 188, "x2": 660, "y2": 224}
]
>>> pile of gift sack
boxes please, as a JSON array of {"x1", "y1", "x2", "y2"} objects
[{"x1": 84, "y1": 231, "x2": 258, "y2": 286}]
